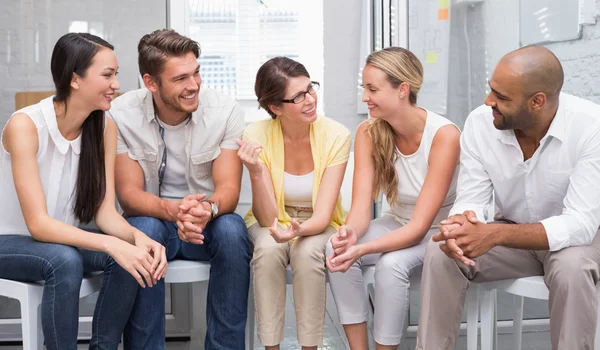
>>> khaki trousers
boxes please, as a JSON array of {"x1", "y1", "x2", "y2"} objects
[
  {"x1": 249, "y1": 206, "x2": 336, "y2": 347},
  {"x1": 416, "y1": 224, "x2": 600, "y2": 350}
]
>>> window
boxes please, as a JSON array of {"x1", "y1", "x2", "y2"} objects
[{"x1": 180, "y1": 0, "x2": 324, "y2": 122}]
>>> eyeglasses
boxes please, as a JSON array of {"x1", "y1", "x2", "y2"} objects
[{"x1": 281, "y1": 81, "x2": 320, "y2": 104}]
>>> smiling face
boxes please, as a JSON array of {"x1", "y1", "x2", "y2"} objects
[
  {"x1": 485, "y1": 61, "x2": 533, "y2": 131},
  {"x1": 151, "y1": 51, "x2": 201, "y2": 115},
  {"x1": 361, "y1": 64, "x2": 410, "y2": 120},
  {"x1": 270, "y1": 76, "x2": 318, "y2": 124},
  {"x1": 74, "y1": 47, "x2": 120, "y2": 112}
]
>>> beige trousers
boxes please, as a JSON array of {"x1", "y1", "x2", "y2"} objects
[
  {"x1": 416, "y1": 223, "x2": 600, "y2": 350},
  {"x1": 249, "y1": 206, "x2": 336, "y2": 347}
]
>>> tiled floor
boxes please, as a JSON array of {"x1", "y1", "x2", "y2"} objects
[{"x1": 0, "y1": 285, "x2": 553, "y2": 349}]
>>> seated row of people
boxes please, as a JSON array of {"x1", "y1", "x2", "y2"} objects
[{"x1": 1, "y1": 28, "x2": 599, "y2": 350}]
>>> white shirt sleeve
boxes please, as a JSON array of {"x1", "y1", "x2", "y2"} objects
[
  {"x1": 540, "y1": 125, "x2": 600, "y2": 251},
  {"x1": 449, "y1": 114, "x2": 494, "y2": 222}
]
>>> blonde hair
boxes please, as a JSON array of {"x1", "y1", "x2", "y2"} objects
[{"x1": 365, "y1": 47, "x2": 423, "y2": 204}]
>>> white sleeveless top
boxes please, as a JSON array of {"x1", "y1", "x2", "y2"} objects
[
  {"x1": 283, "y1": 171, "x2": 315, "y2": 208},
  {"x1": 385, "y1": 110, "x2": 459, "y2": 228},
  {"x1": 0, "y1": 96, "x2": 81, "y2": 235}
]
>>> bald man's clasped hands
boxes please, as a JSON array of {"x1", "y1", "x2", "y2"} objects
[{"x1": 433, "y1": 210, "x2": 479, "y2": 266}]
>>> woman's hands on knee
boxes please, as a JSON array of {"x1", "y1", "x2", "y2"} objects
[
  {"x1": 133, "y1": 230, "x2": 168, "y2": 282},
  {"x1": 106, "y1": 237, "x2": 160, "y2": 288}
]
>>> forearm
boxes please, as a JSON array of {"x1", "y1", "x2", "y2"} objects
[
  {"x1": 29, "y1": 216, "x2": 117, "y2": 253},
  {"x1": 296, "y1": 213, "x2": 333, "y2": 237},
  {"x1": 207, "y1": 186, "x2": 240, "y2": 216},
  {"x1": 491, "y1": 223, "x2": 549, "y2": 250},
  {"x1": 120, "y1": 188, "x2": 176, "y2": 222},
  {"x1": 95, "y1": 207, "x2": 138, "y2": 244},
  {"x1": 249, "y1": 171, "x2": 278, "y2": 226},
  {"x1": 360, "y1": 222, "x2": 428, "y2": 255},
  {"x1": 345, "y1": 207, "x2": 373, "y2": 239}
]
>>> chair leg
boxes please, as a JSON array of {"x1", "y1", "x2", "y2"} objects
[
  {"x1": 465, "y1": 285, "x2": 479, "y2": 350},
  {"x1": 190, "y1": 282, "x2": 207, "y2": 350},
  {"x1": 494, "y1": 294, "x2": 498, "y2": 350},
  {"x1": 246, "y1": 275, "x2": 255, "y2": 350},
  {"x1": 20, "y1": 293, "x2": 43, "y2": 350},
  {"x1": 512, "y1": 295, "x2": 524, "y2": 350},
  {"x1": 480, "y1": 289, "x2": 496, "y2": 350}
]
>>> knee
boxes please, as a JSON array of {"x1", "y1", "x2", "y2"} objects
[
  {"x1": 375, "y1": 253, "x2": 413, "y2": 284},
  {"x1": 127, "y1": 216, "x2": 168, "y2": 244},
  {"x1": 545, "y1": 252, "x2": 597, "y2": 289},
  {"x1": 423, "y1": 237, "x2": 450, "y2": 267},
  {"x1": 209, "y1": 214, "x2": 250, "y2": 249},
  {"x1": 290, "y1": 244, "x2": 326, "y2": 274},
  {"x1": 253, "y1": 240, "x2": 286, "y2": 268},
  {"x1": 44, "y1": 245, "x2": 84, "y2": 290}
]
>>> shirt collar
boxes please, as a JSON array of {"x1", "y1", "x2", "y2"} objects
[
  {"x1": 142, "y1": 88, "x2": 204, "y2": 125},
  {"x1": 492, "y1": 93, "x2": 567, "y2": 144},
  {"x1": 545, "y1": 93, "x2": 567, "y2": 143},
  {"x1": 41, "y1": 96, "x2": 81, "y2": 155}
]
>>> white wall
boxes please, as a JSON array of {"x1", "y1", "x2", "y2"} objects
[
  {"x1": 0, "y1": 0, "x2": 166, "y2": 125},
  {"x1": 447, "y1": 0, "x2": 600, "y2": 128},
  {"x1": 546, "y1": 0, "x2": 600, "y2": 104},
  {"x1": 322, "y1": 0, "x2": 366, "y2": 136}
]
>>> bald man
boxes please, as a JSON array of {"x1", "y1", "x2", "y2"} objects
[{"x1": 416, "y1": 45, "x2": 600, "y2": 350}]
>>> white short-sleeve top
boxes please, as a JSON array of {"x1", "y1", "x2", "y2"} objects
[{"x1": 0, "y1": 96, "x2": 82, "y2": 235}]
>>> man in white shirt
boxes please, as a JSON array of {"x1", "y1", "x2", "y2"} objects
[
  {"x1": 109, "y1": 29, "x2": 251, "y2": 350},
  {"x1": 416, "y1": 46, "x2": 600, "y2": 350}
]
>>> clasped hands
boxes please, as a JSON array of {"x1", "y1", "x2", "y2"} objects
[
  {"x1": 326, "y1": 225, "x2": 362, "y2": 273},
  {"x1": 434, "y1": 210, "x2": 497, "y2": 266},
  {"x1": 171, "y1": 193, "x2": 213, "y2": 245}
]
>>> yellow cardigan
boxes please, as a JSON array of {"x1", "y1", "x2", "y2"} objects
[{"x1": 242, "y1": 116, "x2": 351, "y2": 230}]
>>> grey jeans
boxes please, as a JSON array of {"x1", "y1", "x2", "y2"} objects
[
  {"x1": 326, "y1": 215, "x2": 435, "y2": 346},
  {"x1": 416, "y1": 224, "x2": 600, "y2": 350}
]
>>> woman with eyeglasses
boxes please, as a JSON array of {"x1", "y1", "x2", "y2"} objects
[{"x1": 236, "y1": 57, "x2": 350, "y2": 350}]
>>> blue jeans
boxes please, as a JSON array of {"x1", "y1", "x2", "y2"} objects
[
  {"x1": 124, "y1": 213, "x2": 252, "y2": 350},
  {"x1": 0, "y1": 234, "x2": 139, "y2": 350}
]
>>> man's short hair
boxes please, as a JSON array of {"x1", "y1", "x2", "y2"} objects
[{"x1": 137, "y1": 29, "x2": 200, "y2": 79}]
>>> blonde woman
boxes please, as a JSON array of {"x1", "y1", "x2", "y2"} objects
[
  {"x1": 326, "y1": 47, "x2": 461, "y2": 349},
  {"x1": 237, "y1": 57, "x2": 350, "y2": 349}
]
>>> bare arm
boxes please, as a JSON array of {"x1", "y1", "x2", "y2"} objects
[
  {"x1": 490, "y1": 223, "x2": 549, "y2": 250},
  {"x1": 236, "y1": 138, "x2": 278, "y2": 227},
  {"x1": 360, "y1": 124, "x2": 461, "y2": 255},
  {"x1": 114, "y1": 152, "x2": 179, "y2": 222},
  {"x1": 4, "y1": 113, "x2": 119, "y2": 251},
  {"x1": 296, "y1": 162, "x2": 347, "y2": 236},
  {"x1": 95, "y1": 118, "x2": 143, "y2": 243},
  {"x1": 344, "y1": 121, "x2": 377, "y2": 238},
  {"x1": 96, "y1": 118, "x2": 168, "y2": 280},
  {"x1": 206, "y1": 148, "x2": 243, "y2": 215},
  {"x1": 248, "y1": 165, "x2": 278, "y2": 227}
]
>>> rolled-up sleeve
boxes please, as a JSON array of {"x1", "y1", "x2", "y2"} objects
[
  {"x1": 449, "y1": 115, "x2": 494, "y2": 222},
  {"x1": 540, "y1": 126, "x2": 600, "y2": 251},
  {"x1": 220, "y1": 102, "x2": 245, "y2": 150}
]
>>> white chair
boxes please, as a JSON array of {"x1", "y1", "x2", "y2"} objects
[
  {"x1": 0, "y1": 273, "x2": 102, "y2": 350},
  {"x1": 164, "y1": 259, "x2": 256, "y2": 350},
  {"x1": 479, "y1": 276, "x2": 600, "y2": 350}
]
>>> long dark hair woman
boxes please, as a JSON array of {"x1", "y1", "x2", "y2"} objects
[{"x1": 0, "y1": 33, "x2": 167, "y2": 349}]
